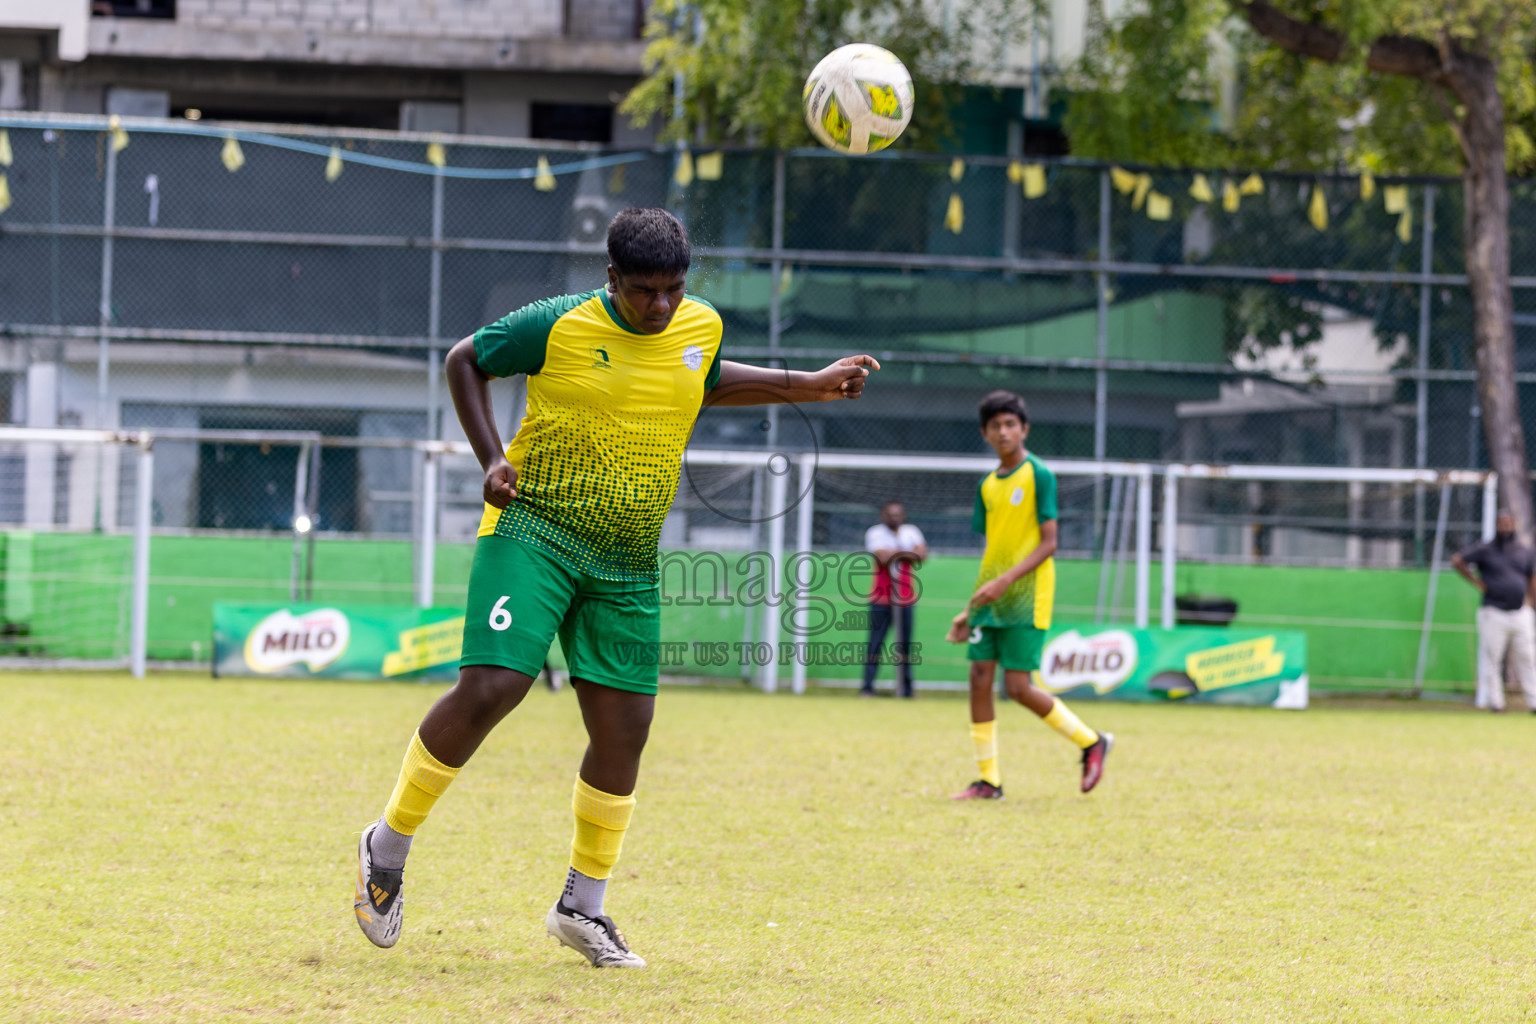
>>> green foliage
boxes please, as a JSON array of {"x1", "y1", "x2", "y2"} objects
[
  {"x1": 1064, "y1": 0, "x2": 1535, "y2": 176},
  {"x1": 620, "y1": 0, "x2": 1031, "y2": 149},
  {"x1": 1064, "y1": 0, "x2": 1535, "y2": 360}
]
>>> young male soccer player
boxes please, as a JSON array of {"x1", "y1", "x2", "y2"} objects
[
  {"x1": 352, "y1": 207, "x2": 879, "y2": 967},
  {"x1": 946, "y1": 390, "x2": 1112, "y2": 800}
]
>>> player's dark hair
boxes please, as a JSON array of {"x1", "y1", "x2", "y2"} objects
[
  {"x1": 607, "y1": 207, "x2": 691, "y2": 278},
  {"x1": 978, "y1": 390, "x2": 1028, "y2": 429}
]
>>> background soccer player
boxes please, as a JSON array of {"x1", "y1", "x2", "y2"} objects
[
  {"x1": 946, "y1": 390, "x2": 1112, "y2": 800},
  {"x1": 353, "y1": 207, "x2": 879, "y2": 967}
]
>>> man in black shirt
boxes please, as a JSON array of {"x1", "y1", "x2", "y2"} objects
[{"x1": 1451, "y1": 511, "x2": 1536, "y2": 712}]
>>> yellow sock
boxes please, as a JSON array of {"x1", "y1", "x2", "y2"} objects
[
  {"x1": 971, "y1": 720, "x2": 1000, "y2": 786},
  {"x1": 382, "y1": 731, "x2": 461, "y2": 836},
  {"x1": 1043, "y1": 697, "x2": 1099, "y2": 750},
  {"x1": 571, "y1": 777, "x2": 636, "y2": 880}
]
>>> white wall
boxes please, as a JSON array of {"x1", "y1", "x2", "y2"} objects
[
  {"x1": 175, "y1": 0, "x2": 561, "y2": 40},
  {"x1": 0, "y1": 0, "x2": 89, "y2": 60}
]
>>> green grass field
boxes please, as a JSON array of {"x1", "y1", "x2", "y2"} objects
[{"x1": 7, "y1": 672, "x2": 1536, "y2": 1023}]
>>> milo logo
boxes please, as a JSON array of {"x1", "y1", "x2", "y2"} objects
[
  {"x1": 1038, "y1": 629, "x2": 1138, "y2": 694},
  {"x1": 244, "y1": 608, "x2": 351, "y2": 673}
]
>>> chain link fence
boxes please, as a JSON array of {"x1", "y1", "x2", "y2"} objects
[{"x1": 3, "y1": 113, "x2": 1536, "y2": 694}]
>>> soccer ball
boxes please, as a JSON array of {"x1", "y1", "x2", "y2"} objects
[{"x1": 802, "y1": 44, "x2": 914, "y2": 155}]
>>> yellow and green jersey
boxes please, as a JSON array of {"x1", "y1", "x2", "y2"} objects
[
  {"x1": 473, "y1": 288, "x2": 724, "y2": 582},
  {"x1": 969, "y1": 453, "x2": 1057, "y2": 629}
]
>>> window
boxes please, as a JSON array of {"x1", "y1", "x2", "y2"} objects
[
  {"x1": 529, "y1": 103, "x2": 613, "y2": 144},
  {"x1": 92, "y1": 1, "x2": 176, "y2": 17}
]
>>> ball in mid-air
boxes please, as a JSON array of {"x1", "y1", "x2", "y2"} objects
[{"x1": 802, "y1": 43, "x2": 914, "y2": 155}]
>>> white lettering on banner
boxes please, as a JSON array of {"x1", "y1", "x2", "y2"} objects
[
  {"x1": 1038, "y1": 629, "x2": 1138, "y2": 694},
  {"x1": 244, "y1": 608, "x2": 352, "y2": 673}
]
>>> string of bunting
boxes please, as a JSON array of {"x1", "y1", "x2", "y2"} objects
[
  {"x1": 944, "y1": 158, "x2": 965, "y2": 233},
  {"x1": 673, "y1": 150, "x2": 725, "y2": 188},
  {"x1": 1094, "y1": 164, "x2": 1413, "y2": 240},
  {"x1": 0, "y1": 117, "x2": 1422, "y2": 246}
]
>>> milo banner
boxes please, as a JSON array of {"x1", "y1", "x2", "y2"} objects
[
  {"x1": 1036, "y1": 626, "x2": 1307, "y2": 708},
  {"x1": 212, "y1": 603, "x2": 465, "y2": 681}
]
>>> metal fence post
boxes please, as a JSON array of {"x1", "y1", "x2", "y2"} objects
[
  {"x1": 759, "y1": 457, "x2": 788, "y2": 694},
  {"x1": 129, "y1": 434, "x2": 154, "y2": 679},
  {"x1": 95, "y1": 131, "x2": 119, "y2": 532},
  {"x1": 418, "y1": 446, "x2": 439, "y2": 608},
  {"x1": 427, "y1": 167, "x2": 445, "y2": 442},
  {"x1": 1134, "y1": 466, "x2": 1152, "y2": 628},
  {"x1": 290, "y1": 441, "x2": 311, "y2": 603},
  {"x1": 790, "y1": 453, "x2": 815, "y2": 696},
  {"x1": 1094, "y1": 169, "x2": 1111, "y2": 542},
  {"x1": 1160, "y1": 468, "x2": 1179, "y2": 630},
  {"x1": 1413, "y1": 185, "x2": 1436, "y2": 562}
]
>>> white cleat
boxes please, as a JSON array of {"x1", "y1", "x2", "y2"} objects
[
  {"x1": 545, "y1": 900, "x2": 646, "y2": 968},
  {"x1": 353, "y1": 822, "x2": 404, "y2": 948}
]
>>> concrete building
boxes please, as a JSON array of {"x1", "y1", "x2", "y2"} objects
[{"x1": 0, "y1": 0, "x2": 655, "y2": 142}]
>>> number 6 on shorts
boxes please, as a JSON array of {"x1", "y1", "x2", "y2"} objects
[{"x1": 489, "y1": 595, "x2": 513, "y2": 631}]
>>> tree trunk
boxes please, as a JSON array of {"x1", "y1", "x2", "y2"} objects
[{"x1": 1457, "y1": 64, "x2": 1533, "y2": 542}]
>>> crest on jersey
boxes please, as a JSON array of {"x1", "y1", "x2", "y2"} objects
[{"x1": 682, "y1": 345, "x2": 704, "y2": 371}]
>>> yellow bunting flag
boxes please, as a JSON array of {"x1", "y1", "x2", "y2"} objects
[
  {"x1": 696, "y1": 151, "x2": 723, "y2": 181},
  {"x1": 1383, "y1": 184, "x2": 1408, "y2": 214},
  {"x1": 1110, "y1": 166, "x2": 1137, "y2": 194},
  {"x1": 426, "y1": 142, "x2": 447, "y2": 168},
  {"x1": 1397, "y1": 205, "x2": 1413, "y2": 243},
  {"x1": 1238, "y1": 172, "x2": 1263, "y2": 196},
  {"x1": 1131, "y1": 173, "x2": 1152, "y2": 211},
  {"x1": 1146, "y1": 191, "x2": 1171, "y2": 221},
  {"x1": 534, "y1": 155, "x2": 557, "y2": 192},
  {"x1": 1006, "y1": 161, "x2": 1023, "y2": 184},
  {"x1": 221, "y1": 136, "x2": 245, "y2": 173},
  {"x1": 0, "y1": 173, "x2": 10, "y2": 214},
  {"x1": 944, "y1": 192, "x2": 964, "y2": 233},
  {"x1": 1308, "y1": 184, "x2": 1328, "y2": 230},
  {"x1": 608, "y1": 163, "x2": 626, "y2": 195},
  {"x1": 108, "y1": 115, "x2": 130, "y2": 153},
  {"x1": 0, "y1": 130, "x2": 11, "y2": 167},
  {"x1": 949, "y1": 157, "x2": 965, "y2": 183},
  {"x1": 1360, "y1": 170, "x2": 1375, "y2": 201},
  {"x1": 325, "y1": 147, "x2": 344, "y2": 182},
  {"x1": 1022, "y1": 164, "x2": 1046, "y2": 198},
  {"x1": 1222, "y1": 179, "x2": 1240, "y2": 212},
  {"x1": 1189, "y1": 173, "x2": 1214, "y2": 203},
  {"x1": 674, "y1": 150, "x2": 694, "y2": 188}
]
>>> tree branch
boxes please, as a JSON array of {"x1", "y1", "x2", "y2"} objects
[
  {"x1": 1234, "y1": 1, "x2": 1469, "y2": 86},
  {"x1": 1365, "y1": 35, "x2": 1447, "y2": 81},
  {"x1": 1237, "y1": 1, "x2": 1347, "y2": 62}
]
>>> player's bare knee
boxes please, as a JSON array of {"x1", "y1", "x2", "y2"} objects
[
  {"x1": 968, "y1": 661, "x2": 996, "y2": 690},
  {"x1": 454, "y1": 665, "x2": 533, "y2": 722}
]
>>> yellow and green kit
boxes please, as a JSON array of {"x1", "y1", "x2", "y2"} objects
[
  {"x1": 965, "y1": 453, "x2": 1058, "y2": 671},
  {"x1": 460, "y1": 288, "x2": 723, "y2": 694}
]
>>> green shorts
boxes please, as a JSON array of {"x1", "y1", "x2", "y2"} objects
[
  {"x1": 460, "y1": 535, "x2": 661, "y2": 695},
  {"x1": 966, "y1": 624, "x2": 1047, "y2": 673}
]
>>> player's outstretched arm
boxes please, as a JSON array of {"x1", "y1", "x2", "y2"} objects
[
  {"x1": 444, "y1": 335, "x2": 517, "y2": 508},
  {"x1": 706, "y1": 355, "x2": 881, "y2": 406}
]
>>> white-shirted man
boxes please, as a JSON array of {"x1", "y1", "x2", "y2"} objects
[{"x1": 861, "y1": 501, "x2": 927, "y2": 698}]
